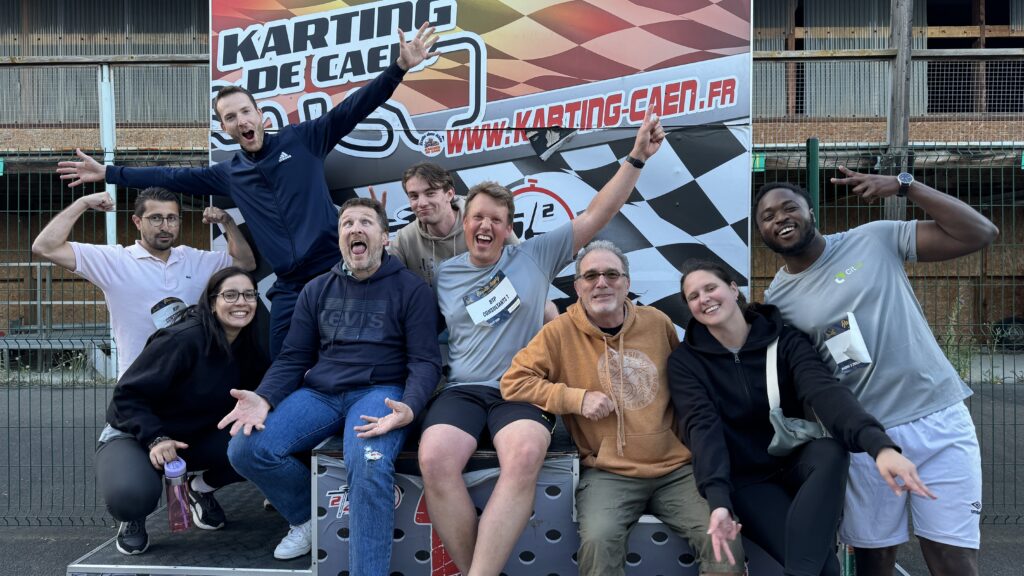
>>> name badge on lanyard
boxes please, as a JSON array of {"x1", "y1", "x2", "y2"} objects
[
  {"x1": 823, "y1": 311, "x2": 872, "y2": 375},
  {"x1": 463, "y1": 270, "x2": 521, "y2": 328}
]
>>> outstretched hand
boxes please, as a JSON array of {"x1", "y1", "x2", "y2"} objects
[
  {"x1": 630, "y1": 111, "x2": 665, "y2": 162},
  {"x1": 353, "y1": 397, "x2": 413, "y2": 438},
  {"x1": 397, "y1": 21, "x2": 440, "y2": 71},
  {"x1": 707, "y1": 507, "x2": 741, "y2": 565},
  {"x1": 830, "y1": 165, "x2": 900, "y2": 203},
  {"x1": 875, "y1": 447, "x2": 937, "y2": 499},
  {"x1": 217, "y1": 389, "x2": 271, "y2": 436},
  {"x1": 56, "y1": 148, "x2": 106, "y2": 188}
]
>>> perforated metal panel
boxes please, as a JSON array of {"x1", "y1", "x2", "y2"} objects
[{"x1": 314, "y1": 448, "x2": 785, "y2": 575}]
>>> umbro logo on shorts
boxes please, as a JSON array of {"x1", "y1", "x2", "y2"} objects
[
  {"x1": 278, "y1": 151, "x2": 292, "y2": 163},
  {"x1": 970, "y1": 501, "x2": 982, "y2": 515}
]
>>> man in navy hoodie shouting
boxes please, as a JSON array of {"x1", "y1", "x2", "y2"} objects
[
  {"x1": 218, "y1": 197, "x2": 441, "y2": 571},
  {"x1": 57, "y1": 23, "x2": 440, "y2": 358}
]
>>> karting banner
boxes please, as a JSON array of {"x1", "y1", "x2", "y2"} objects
[{"x1": 210, "y1": 0, "x2": 752, "y2": 330}]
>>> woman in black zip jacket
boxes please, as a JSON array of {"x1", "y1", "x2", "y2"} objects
[{"x1": 668, "y1": 260, "x2": 932, "y2": 576}]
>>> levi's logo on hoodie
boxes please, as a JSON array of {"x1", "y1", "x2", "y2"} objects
[{"x1": 320, "y1": 297, "x2": 386, "y2": 341}]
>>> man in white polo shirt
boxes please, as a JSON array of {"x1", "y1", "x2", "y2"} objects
[{"x1": 32, "y1": 187, "x2": 256, "y2": 377}]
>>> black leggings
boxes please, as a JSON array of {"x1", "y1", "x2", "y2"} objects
[
  {"x1": 731, "y1": 438, "x2": 850, "y2": 576},
  {"x1": 95, "y1": 427, "x2": 244, "y2": 522}
]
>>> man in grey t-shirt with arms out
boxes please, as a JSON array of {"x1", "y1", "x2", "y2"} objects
[
  {"x1": 756, "y1": 169, "x2": 997, "y2": 576},
  {"x1": 418, "y1": 113, "x2": 665, "y2": 576}
]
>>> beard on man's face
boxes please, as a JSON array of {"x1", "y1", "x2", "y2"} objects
[{"x1": 760, "y1": 222, "x2": 817, "y2": 256}]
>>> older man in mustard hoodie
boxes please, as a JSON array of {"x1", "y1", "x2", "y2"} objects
[{"x1": 502, "y1": 240, "x2": 744, "y2": 576}]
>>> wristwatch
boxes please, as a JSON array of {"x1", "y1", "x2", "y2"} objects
[
  {"x1": 625, "y1": 155, "x2": 645, "y2": 169},
  {"x1": 897, "y1": 172, "x2": 914, "y2": 197}
]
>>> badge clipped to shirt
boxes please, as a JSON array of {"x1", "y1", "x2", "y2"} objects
[
  {"x1": 463, "y1": 270, "x2": 521, "y2": 328},
  {"x1": 822, "y1": 312, "x2": 872, "y2": 375},
  {"x1": 150, "y1": 296, "x2": 187, "y2": 329}
]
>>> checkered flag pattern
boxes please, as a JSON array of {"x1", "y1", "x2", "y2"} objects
[
  {"x1": 212, "y1": 0, "x2": 750, "y2": 122},
  {"x1": 215, "y1": 123, "x2": 750, "y2": 334},
  {"x1": 320, "y1": 123, "x2": 748, "y2": 333}
]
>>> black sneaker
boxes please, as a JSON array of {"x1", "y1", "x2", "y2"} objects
[
  {"x1": 116, "y1": 519, "x2": 149, "y2": 555},
  {"x1": 187, "y1": 484, "x2": 226, "y2": 530}
]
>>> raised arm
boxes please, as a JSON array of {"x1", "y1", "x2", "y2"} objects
[
  {"x1": 571, "y1": 112, "x2": 665, "y2": 252},
  {"x1": 203, "y1": 206, "x2": 257, "y2": 271},
  {"x1": 304, "y1": 23, "x2": 440, "y2": 156},
  {"x1": 396, "y1": 21, "x2": 440, "y2": 72},
  {"x1": 32, "y1": 192, "x2": 114, "y2": 270},
  {"x1": 830, "y1": 166, "x2": 998, "y2": 262}
]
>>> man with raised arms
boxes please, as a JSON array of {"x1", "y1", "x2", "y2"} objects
[{"x1": 57, "y1": 23, "x2": 439, "y2": 358}]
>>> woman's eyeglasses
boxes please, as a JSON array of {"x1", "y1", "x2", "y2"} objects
[{"x1": 215, "y1": 289, "x2": 259, "y2": 303}]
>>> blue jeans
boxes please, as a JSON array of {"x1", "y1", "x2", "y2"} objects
[{"x1": 228, "y1": 386, "x2": 406, "y2": 575}]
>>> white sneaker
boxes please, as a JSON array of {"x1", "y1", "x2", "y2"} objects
[{"x1": 273, "y1": 520, "x2": 312, "y2": 560}]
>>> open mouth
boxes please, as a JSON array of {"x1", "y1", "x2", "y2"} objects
[
  {"x1": 702, "y1": 304, "x2": 720, "y2": 314},
  {"x1": 474, "y1": 234, "x2": 493, "y2": 248},
  {"x1": 350, "y1": 240, "x2": 367, "y2": 255},
  {"x1": 241, "y1": 129, "x2": 255, "y2": 141},
  {"x1": 229, "y1": 310, "x2": 250, "y2": 318},
  {"x1": 777, "y1": 225, "x2": 795, "y2": 238}
]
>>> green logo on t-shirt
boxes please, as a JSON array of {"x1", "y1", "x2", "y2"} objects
[{"x1": 834, "y1": 261, "x2": 864, "y2": 284}]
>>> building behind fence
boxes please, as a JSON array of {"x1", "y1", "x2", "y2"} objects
[{"x1": 1, "y1": 0, "x2": 1022, "y2": 526}]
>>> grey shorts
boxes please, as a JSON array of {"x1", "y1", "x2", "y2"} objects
[{"x1": 840, "y1": 402, "x2": 981, "y2": 549}]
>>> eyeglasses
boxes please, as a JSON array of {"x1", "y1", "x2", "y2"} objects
[
  {"x1": 215, "y1": 289, "x2": 259, "y2": 303},
  {"x1": 575, "y1": 270, "x2": 627, "y2": 283},
  {"x1": 144, "y1": 214, "x2": 181, "y2": 227}
]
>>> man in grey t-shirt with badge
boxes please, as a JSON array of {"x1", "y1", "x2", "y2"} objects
[
  {"x1": 416, "y1": 113, "x2": 665, "y2": 575},
  {"x1": 756, "y1": 169, "x2": 998, "y2": 576}
]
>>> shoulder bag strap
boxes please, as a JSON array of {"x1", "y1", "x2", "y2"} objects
[{"x1": 765, "y1": 338, "x2": 781, "y2": 410}]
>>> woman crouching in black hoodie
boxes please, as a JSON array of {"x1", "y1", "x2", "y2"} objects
[
  {"x1": 96, "y1": 267, "x2": 268, "y2": 555},
  {"x1": 667, "y1": 260, "x2": 933, "y2": 575}
]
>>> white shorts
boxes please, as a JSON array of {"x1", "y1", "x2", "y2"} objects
[{"x1": 839, "y1": 402, "x2": 981, "y2": 549}]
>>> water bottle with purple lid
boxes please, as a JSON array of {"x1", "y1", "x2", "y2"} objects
[{"x1": 164, "y1": 457, "x2": 192, "y2": 532}]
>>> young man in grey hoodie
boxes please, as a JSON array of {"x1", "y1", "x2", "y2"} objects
[
  {"x1": 388, "y1": 163, "x2": 561, "y2": 325},
  {"x1": 389, "y1": 162, "x2": 518, "y2": 288}
]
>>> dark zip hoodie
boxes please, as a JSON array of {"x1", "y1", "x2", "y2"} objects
[
  {"x1": 106, "y1": 62, "x2": 406, "y2": 281},
  {"x1": 255, "y1": 252, "x2": 442, "y2": 417},
  {"x1": 667, "y1": 303, "x2": 897, "y2": 514}
]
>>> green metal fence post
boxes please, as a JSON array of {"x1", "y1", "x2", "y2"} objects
[{"x1": 806, "y1": 137, "x2": 820, "y2": 222}]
